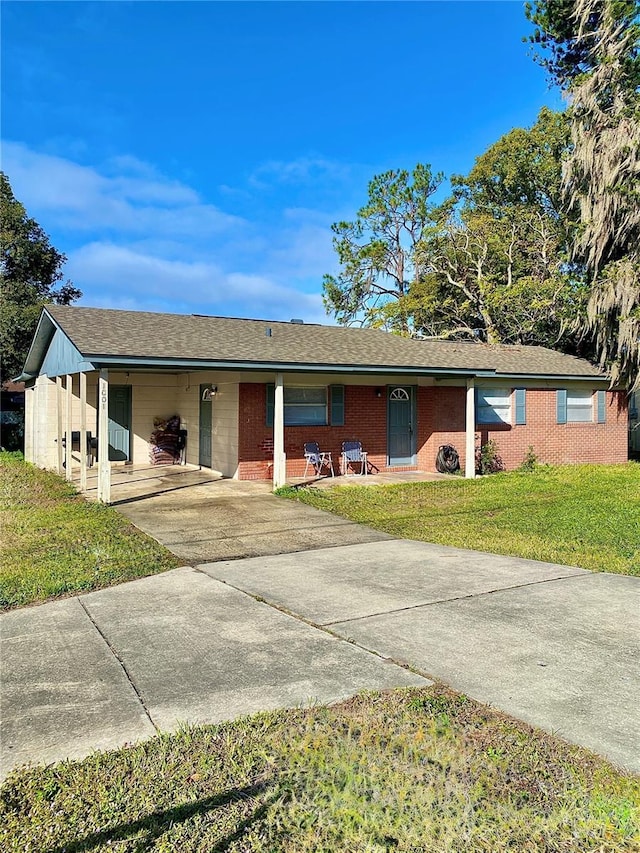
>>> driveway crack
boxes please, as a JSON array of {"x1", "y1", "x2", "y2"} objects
[
  {"x1": 76, "y1": 598, "x2": 159, "y2": 733},
  {"x1": 323, "y1": 571, "x2": 592, "y2": 626}
]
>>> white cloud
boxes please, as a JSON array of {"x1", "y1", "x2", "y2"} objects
[
  {"x1": 249, "y1": 155, "x2": 351, "y2": 189},
  {"x1": 68, "y1": 242, "x2": 328, "y2": 323},
  {"x1": 2, "y1": 141, "x2": 243, "y2": 236},
  {"x1": 2, "y1": 140, "x2": 342, "y2": 324}
]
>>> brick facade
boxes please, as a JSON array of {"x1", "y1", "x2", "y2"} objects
[
  {"x1": 237, "y1": 383, "x2": 628, "y2": 480},
  {"x1": 419, "y1": 386, "x2": 628, "y2": 472}
]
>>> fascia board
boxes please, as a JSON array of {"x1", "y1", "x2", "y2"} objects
[{"x1": 89, "y1": 355, "x2": 497, "y2": 377}]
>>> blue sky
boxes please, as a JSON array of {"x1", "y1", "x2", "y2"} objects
[{"x1": 2, "y1": 1, "x2": 560, "y2": 323}]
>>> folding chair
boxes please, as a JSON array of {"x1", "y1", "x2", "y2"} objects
[
  {"x1": 341, "y1": 440, "x2": 369, "y2": 476},
  {"x1": 303, "y1": 441, "x2": 335, "y2": 478}
]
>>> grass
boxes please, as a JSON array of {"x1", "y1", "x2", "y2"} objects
[
  {"x1": 1, "y1": 686, "x2": 638, "y2": 852},
  {"x1": 280, "y1": 464, "x2": 640, "y2": 576},
  {"x1": 0, "y1": 453, "x2": 180, "y2": 610}
]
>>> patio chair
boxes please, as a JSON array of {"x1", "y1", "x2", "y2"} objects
[
  {"x1": 303, "y1": 441, "x2": 335, "y2": 478},
  {"x1": 341, "y1": 440, "x2": 369, "y2": 476}
]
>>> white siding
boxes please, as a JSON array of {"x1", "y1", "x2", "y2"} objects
[
  {"x1": 212, "y1": 381, "x2": 239, "y2": 477},
  {"x1": 175, "y1": 372, "x2": 240, "y2": 476}
]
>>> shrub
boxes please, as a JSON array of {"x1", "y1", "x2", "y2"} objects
[
  {"x1": 475, "y1": 440, "x2": 505, "y2": 475},
  {"x1": 518, "y1": 445, "x2": 539, "y2": 472}
]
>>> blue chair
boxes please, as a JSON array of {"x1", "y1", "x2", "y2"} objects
[
  {"x1": 303, "y1": 442, "x2": 334, "y2": 478},
  {"x1": 341, "y1": 440, "x2": 369, "y2": 476}
]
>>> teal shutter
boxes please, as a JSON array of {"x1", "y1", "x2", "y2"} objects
[
  {"x1": 597, "y1": 389, "x2": 606, "y2": 423},
  {"x1": 515, "y1": 389, "x2": 526, "y2": 425},
  {"x1": 557, "y1": 389, "x2": 567, "y2": 424},
  {"x1": 330, "y1": 385, "x2": 345, "y2": 426},
  {"x1": 266, "y1": 384, "x2": 275, "y2": 427}
]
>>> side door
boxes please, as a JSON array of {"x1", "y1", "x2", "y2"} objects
[
  {"x1": 108, "y1": 385, "x2": 132, "y2": 462},
  {"x1": 387, "y1": 385, "x2": 415, "y2": 466},
  {"x1": 199, "y1": 385, "x2": 212, "y2": 468}
]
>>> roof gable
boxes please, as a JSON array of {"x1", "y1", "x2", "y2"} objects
[{"x1": 40, "y1": 326, "x2": 95, "y2": 378}]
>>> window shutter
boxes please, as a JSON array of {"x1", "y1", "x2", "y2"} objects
[
  {"x1": 597, "y1": 389, "x2": 606, "y2": 424},
  {"x1": 556, "y1": 389, "x2": 567, "y2": 424},
  {"x1": 515, "y1": 389, "x2": 526, "y2": 425},
  {"x1": 266, "y1": 384, "x2": 275, "y2": 427},
  {"x1": 330, "y1": 385, "x2": 345, "y2": 426}
]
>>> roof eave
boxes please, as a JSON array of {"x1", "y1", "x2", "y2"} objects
[{"x1": 86, "y1": 355, "x2": 608, "y2": 382}]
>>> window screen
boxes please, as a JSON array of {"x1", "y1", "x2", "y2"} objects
[
  {"x1": 284, "y1": 386, "x2": 327, "y2": 426},
  {"x1": 476, "y1": 388, "x2": 511, "y2": 424},
  {"x1": 566, "y1": 390, "x2": 593, "y2": 423}
]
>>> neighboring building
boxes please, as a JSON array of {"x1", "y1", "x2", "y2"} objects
[
  {"x1": 18, "y1": 306, "x2": 628, "y2": 502},
  {"x1": 0, "y1": 381, "x2": 25, "y2": 452}
]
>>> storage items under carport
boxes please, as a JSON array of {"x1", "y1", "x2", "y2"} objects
[{"x1": 149, "y1": 415, "x2": 187, "y2": 465}]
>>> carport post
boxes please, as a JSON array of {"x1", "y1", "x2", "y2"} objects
[
  {"x1": 80, "y1": 371, "x2": 87, "y2": 493},
  {"x1": 97, "y1": 369, "x2": 111, "y2": 503},
  {"x1": 65, "y1": 374, "x2": 73, "y2": 481},
  {"x1": 56, "y1": 376, "x2": 64, "y2": 475},
  {"x1": 465, "y1": 377, "x2": 476, "y2": 479},
  {"x1": 273, "y1": 372, "x2": 286, "y2": 489}
]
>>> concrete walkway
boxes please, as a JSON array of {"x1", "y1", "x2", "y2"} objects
[{"x1": 2, "y1": 540, "x2": 638, "y2": 781}]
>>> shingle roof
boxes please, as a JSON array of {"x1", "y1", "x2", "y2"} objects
[{"x1": 45, "y1": 305, "x2": 606, "y2": 379}]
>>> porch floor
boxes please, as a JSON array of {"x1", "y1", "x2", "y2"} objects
[
  {"x1": 73, "y1": 463, "x2": 452, "y2": 503},
  {"x1": 73, "y1": 463, "x2": 271, "y2": 505},
  {"x1": 289, "y1": 469, "x2": 454, "y2": 489}
]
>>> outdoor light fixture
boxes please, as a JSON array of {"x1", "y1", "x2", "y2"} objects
[
  {"x1": 201, "y1": 385, "x2": 217, "y2": 401},
  {"x1": 375, "y1": 388, "x2": 382, "y2": 398}
]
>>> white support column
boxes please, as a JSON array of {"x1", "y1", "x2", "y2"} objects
[
  {"x1": 465, "y1": 377, "x2": 476, "y2": 479},
  {"x1": 272, "y1": 372, "x2": 286, "y2": 489},
  {"x1": 65, "y1": 375, "x2": 73, "y2": 481},
  {"x1": 98, "y1": 369, "x2": 111, "y2": 503},
  {"x1": 56, "y1": 376, "x2": 64, "y2": 475},
  {"x1": 80, "y1": 371, "x2": 87, "y2": 493}
]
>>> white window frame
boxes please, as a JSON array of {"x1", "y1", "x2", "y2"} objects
[
  {"x1": 567, "y1": 389, "x2": 594, "y2": 423},
  {"x1": 476, "y1": 387, "x2": 512, "y2": 425}
]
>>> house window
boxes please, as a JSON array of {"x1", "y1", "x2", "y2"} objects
[
  {"x1": 266, "y1": 385, "x2": 345, "y2": 427},
  {"x1": 476, "y1": 387, "x2": 511, "y2": 424},
  {"x1": 567, "y1": 390, "x2": 593, "y2": 422},
  {"x1": 284, "y1": 386, "x2": 327, "y2": 426}
]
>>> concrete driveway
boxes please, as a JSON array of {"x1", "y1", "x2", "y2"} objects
[
  {"x1": 2, "y1": 538, "x2": 638, "y2": 781},
  {"x1": 114, "y1": 476, "x2": 392, "y2": 563}
]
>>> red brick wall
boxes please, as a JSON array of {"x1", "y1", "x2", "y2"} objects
[
  {"x1": 418, "y1": 386, "x2": 628, "y2": 472},
  {"x1": 237, "y1": 383, "x2": 628, "y2": 480},
  {"x1": 238, "y1": 383, "x2": 396, "y2": 479}
]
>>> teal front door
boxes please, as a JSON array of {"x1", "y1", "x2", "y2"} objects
[
  {"x1": 108, "y1": 385, "x2": 132, "y2": 462},
  {"x1": 388, "y1": 386, "x2": 415, "y2": 466},
  {"x1": 199, "y1": 386, "x2": 212, "y2": 467}
]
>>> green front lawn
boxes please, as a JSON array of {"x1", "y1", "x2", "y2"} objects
[
  {"x1": 0, "y1": 454, "x2": 180, "y2": 610},
  {"x1": 281, "y1": 464, "x2": 640, "y2": 575},
  {"x1": 2, "y1": 686, "x2": 638, "y2": 852}
]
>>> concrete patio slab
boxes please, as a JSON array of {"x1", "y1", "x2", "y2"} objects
[
  {"x1": 1, "y1": 598, "x2": 155, "y2": 778},
  {"x1": 201, "y1": 540, "x2": 589, "y2": 624},
  {"x1": 117, "y1": 489, "x2": 392, "y2": 564},
  {"x1": 328, "y1": 572, "x2": 640, "y2": 773},
  {"x1": 79, "y1": 568, "x2": 427, "y2": 733}
]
